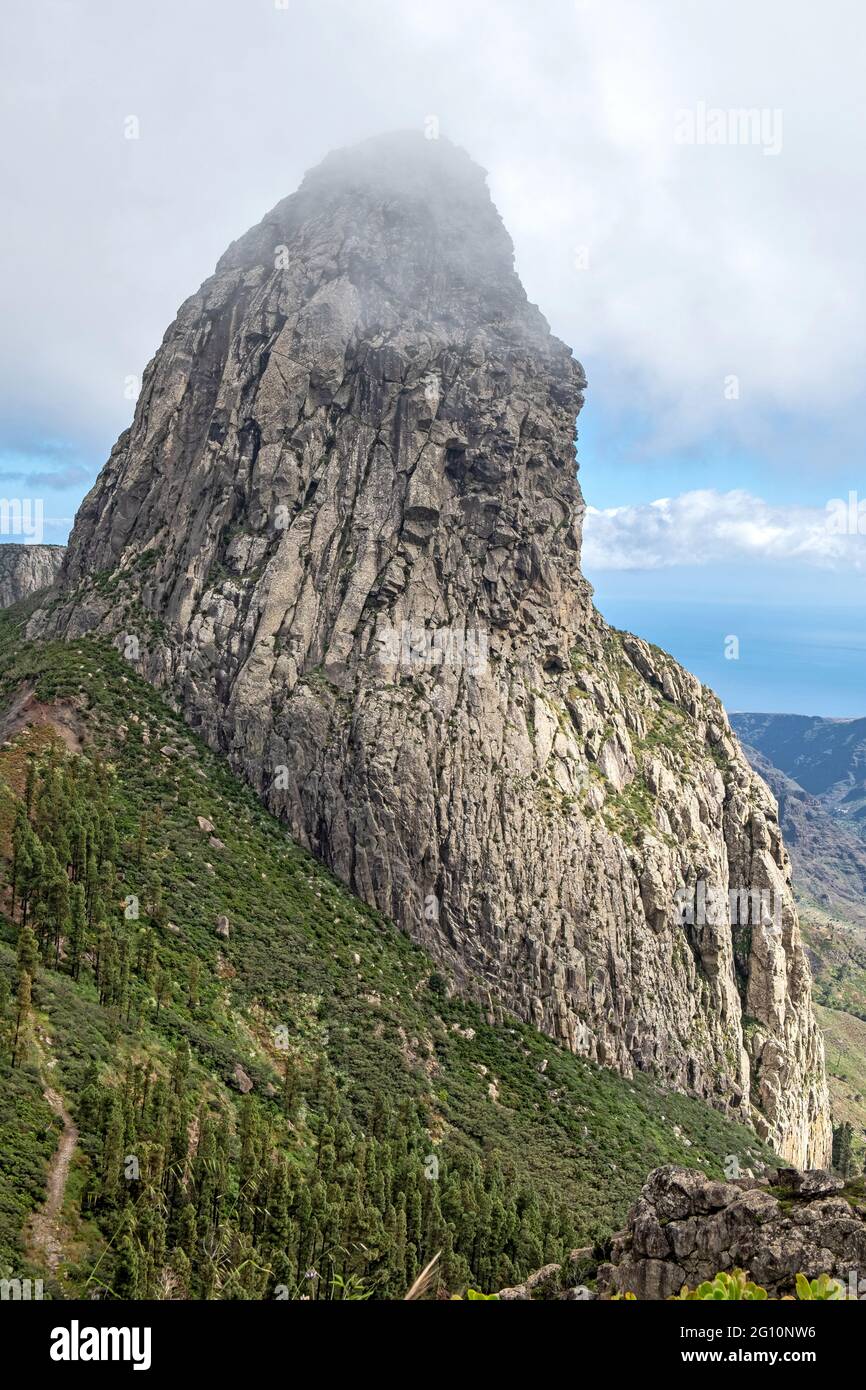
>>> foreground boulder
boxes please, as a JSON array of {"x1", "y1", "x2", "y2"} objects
[{"x1": 599, "y1": 1165, "x2": 863, "y2": 1299}]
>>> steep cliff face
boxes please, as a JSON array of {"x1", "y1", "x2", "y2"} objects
[
  {"x1": 35, "y1": 132, "x2": 830, "y2": 1164},
  {"x1": 0, "y1": 544, "x2": 65, "y2": 608}
]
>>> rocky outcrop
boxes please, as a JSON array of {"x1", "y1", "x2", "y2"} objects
[
  {"x1": 31, "y1": 131, "x2": 830, "y2": 1164},
  {"x1": 599, "y1": 1164, "x2": 865, "y2": 1299},
  {"x1": 0, "y1": 544, "x2": 64, "y2": 607},
  {"x1": 498, "y1": 1248, "x2": 594, "y2": 1300}
]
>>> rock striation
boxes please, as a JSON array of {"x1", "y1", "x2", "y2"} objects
[
  {"x1": 0, "y1": 543, "x2": 65, "y2": 608},
  {"x1": 32, "y1": 132, "x2": 830, "y2": 1164},
  {"x1": 599, "y1": 1164, "x2": 865, "y2": 1299}
]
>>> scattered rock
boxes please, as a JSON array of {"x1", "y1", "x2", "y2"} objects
[
  {"x1": 775, "y1": 1167, "x2": 843, "y2": 1198},
  {"x1": 450, "y1": 1024, "x2": 475, "y2": 1041},
  {"x1": 232, "y1": 1065, "x2": 253, "y2": 1094},
  {"x1": 498, "y1": 1263, "x2": 564, "y2": 1301},
  {"x1": 498, "y1": 1248, "x2": 596, "y2": 1301}
]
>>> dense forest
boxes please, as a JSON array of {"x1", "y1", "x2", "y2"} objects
[
  {"x1": 0, "y1": 606, "x2": 777, "y2": 1299},
  {"x1": 1, "y1": 723, "x2": 581, "y2": 1296}
]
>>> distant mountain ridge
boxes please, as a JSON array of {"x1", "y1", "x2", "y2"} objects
[
  {"x1": 731, "y1": 713, "x2": 866, "y2": 831},
  {"x1": 736, "y1": 739, "x2": 866, "y2": 932}
]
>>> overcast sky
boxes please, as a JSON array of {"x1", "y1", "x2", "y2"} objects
[{"x1": 2, "y1": 0, "x2": 864, "y2": 709}]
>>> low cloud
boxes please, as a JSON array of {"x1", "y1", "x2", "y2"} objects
[
  {"x1": 2, "y1": 0, "x2": 865, "y2": 477},
  {"x1": 0, "y1": 464, "x2": 91, "y2": 489},
  {"x1": 583, "y1": 490, "x2": 866, "y2": 572}
]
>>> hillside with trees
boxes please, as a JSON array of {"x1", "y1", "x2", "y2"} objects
[{"x1": 0, "y1": 602, "x2": 776, "y2": 1299}]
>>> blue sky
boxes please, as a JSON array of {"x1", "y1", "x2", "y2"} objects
[
  {"x1": 0, "y1": 440, "x2": 92, "y2": 547},
  {"x1": 578, "y1": 397, "x2": 866, "y2": 716},
  {"x1": 589, "y1": 572, "x2": 866, "y2": 719},
  {"x1": 3, "y1": 0, "x2": 864, "y2": 719}
]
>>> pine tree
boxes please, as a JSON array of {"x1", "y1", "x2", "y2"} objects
[
  {"x1": 101, "y1": 1095, "x2": 125, "y2": 1205},
  {"x1": 154, "y1": 966, "x2": 171, "y2": 1021},
  {"x1": 12, "y1": 970, "x2": 31, "y2": 1068},
  {"x1": 0, "y1": 972, "x2": 11, "y2": 1065},
  {"x1": 169, "y1": 1246, "x2": 191, "y2": 1299},
  {"x1": 11, "y1": 923, "x2": 39, "y2": 1068},
  {"x1": 69, "y1": 882, "x2": 87, "y2": 980},
  {"x1": 833, "y1": 1121, "x2": 855, "y2": 1179},
  {"x1": 10, "y1": 803, "x2": 30, "y2": 916},
  {"x1": 187, "y1": 959, "x2": 200, "y2": 1012}
]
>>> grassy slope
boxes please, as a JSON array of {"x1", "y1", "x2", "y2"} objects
[
  {"x1": 0, "y1": 603, "x2": 777, "y2": 1289},
  {"x1": 800, "y1": 906, "x2": 866, "y2": 1022},
  {"x1": 816, "y1": 1004, "x2": 866, "y2": 1125},
  {"x1": 814, "y1": 995, "x2": 866, "y2": 1165},
  {"x1": 798, "y1": 906, "x2": 866, "y2": 1158}
]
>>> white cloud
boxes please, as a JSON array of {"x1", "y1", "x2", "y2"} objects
[
  {"x1": 1, "y1": 0, "x2": 864, "y2": 474},
  {"x1": 583, "y1": 489, "x2": 866, "y2": 571}
]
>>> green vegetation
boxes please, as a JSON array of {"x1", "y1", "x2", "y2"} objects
[
  {"x1": 795, "y1": 1273, "x2": 848, "y2": 1300},
  {"x1": 573, "y1": 627, "x2": 730, "y2": 849},
  {"x1": 803, "y1": 913, "x2": 866, "y2": 1021},
  {"x1": 0, "y1": 1066, "x2": 56, "y2": 1272},
  {"x1": 669, "y1": 1269, "x2": 846, "y2": 1301},
  {"x1": 0, "y1": 606, "x2": 777, "y2": 1299},
  {"x1": 673, "y1": 1269, "x2": 768, "y2": 1301},
  {"x1": 818, "y1": 1002, "x2": 866, "y2": 1170}
]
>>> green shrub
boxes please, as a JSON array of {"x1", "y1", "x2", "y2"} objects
[
  {"x1": 674, "y1": 1269, "x2": 768, "y2": 1301},
  {"x1": 795, "y1": 1273, "x2": 847, "y2": 1300}
]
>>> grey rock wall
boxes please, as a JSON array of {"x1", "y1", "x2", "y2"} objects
[
  {"x1": 599, "y1": 1164, "x2": 862, "y2": 1299},
  {"x1": 0, "y1": 544, "x2": 64, "y2": 608},
  {"x1": 33, "y1": 132, "x2": 830, "y2": 1165}
]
